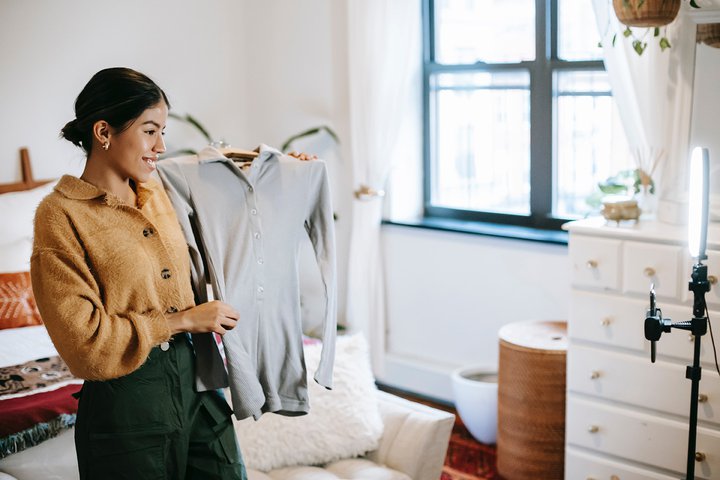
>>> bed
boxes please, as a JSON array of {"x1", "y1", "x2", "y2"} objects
[{"x1": 0, "y1": 149, "x2": 79, "y2": 480}]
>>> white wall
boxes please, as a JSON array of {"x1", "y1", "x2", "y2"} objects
[
  {"x1": 690, "y1": 42, "x2": 720, "y2": 199},
  {"x1": 379, "y1": 226, "x2": 570, "y2": 401},
  {"x1": 0, "y1": 0, "x2": 247, "y2": 182}
]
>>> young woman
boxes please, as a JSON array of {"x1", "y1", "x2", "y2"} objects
[{"x1": 31, "y1": 67, "x2": 246, "y2": 479}]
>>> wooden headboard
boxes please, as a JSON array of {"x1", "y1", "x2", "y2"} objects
[{"x1": 0, "y1": 148, "x2": 54, "y2": 194}]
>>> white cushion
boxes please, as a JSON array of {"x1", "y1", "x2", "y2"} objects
[
  {"x1": 0, "y1": 181, "x2": 56, "y2": 248},
  {"x1": 326, "y1": 459, "x2": 412, "y2": 480},
  {"x1": 234, "y1": 334, "x2": 383, "y2": 472},
  {"x1": 0, "y1": 239, "x2": 32, "y2": 273},
  {"x1": 248, "y1": 460, "x2": 411, "y2": 480},
  {"x1": 266, "y1": 466, "x2": 343, "y2": 480},
  {"x1": 247, "y1": 470, "x2": 274, "y2": 480}
]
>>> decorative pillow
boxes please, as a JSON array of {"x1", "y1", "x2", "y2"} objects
[
  {"x1": 234, "y1": 333, "x2": 384, "y2": 472},
  {"x1": 0, "y1": 240, "x2": 32, "y2": 273},
  {"x1": 0, "y1": 272, "x2": 42, "y2": 330},
  {"x1": 0, "y1": 181, "x2": 57, "y2": 248}
]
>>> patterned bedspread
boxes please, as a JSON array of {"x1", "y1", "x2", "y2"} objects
[{"x1": 0, "y1": 355, "x2": 81, "y2": 458}]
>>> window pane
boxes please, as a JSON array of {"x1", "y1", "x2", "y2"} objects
[
  {"x1": 431, "y1": 71, "x2": 531, "y2": 215},
  {"x1": 434, "y1": 0, "x2": 535, "y2": 64},
  {"x1": 558, "y1": 0, "x2": 603, "y2": 61},
  {"x1": 554, "y1": 71, "x2": 632, "y2": 218}
]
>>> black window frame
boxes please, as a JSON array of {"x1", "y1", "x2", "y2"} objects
[{"x1": 422, "y1": 0, "x2": 606, "y2": 231}]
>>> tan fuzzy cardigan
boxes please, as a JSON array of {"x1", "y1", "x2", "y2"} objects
[{"x1": 30, "y1": 175, "x2": 195, "y2": 380}]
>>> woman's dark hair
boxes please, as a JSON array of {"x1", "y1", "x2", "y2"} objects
[{"x1": 61, "y1": 67, "x2": 170, "y2": 154}]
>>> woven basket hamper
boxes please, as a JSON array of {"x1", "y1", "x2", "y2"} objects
[{"x1": 497, "y1": 320, "x2": 567, "y2": 480}]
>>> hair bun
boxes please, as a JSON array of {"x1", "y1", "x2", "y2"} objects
[{"x1": 60, "y1": 118, "x2": 84, "y2": 148}]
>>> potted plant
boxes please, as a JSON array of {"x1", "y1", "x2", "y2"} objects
[{"x1": 608, "y1": 0, "x2": 700, "y2": 55}]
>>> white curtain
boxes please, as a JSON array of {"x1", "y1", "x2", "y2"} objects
[
  {"x1": 345, "y1": 0, "x2": 421, "y2": 375},
  {"x1": 592, "y1": 0, "x2": 697, "y2": 208}
]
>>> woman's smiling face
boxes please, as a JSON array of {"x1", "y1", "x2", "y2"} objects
[{"x1": 105, "y1": 101, "x2": 168, "y2": 183}]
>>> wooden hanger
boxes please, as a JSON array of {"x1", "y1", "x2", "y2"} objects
[{"x1": 218, "y1": 147, "x2": 258, "y2": 161}]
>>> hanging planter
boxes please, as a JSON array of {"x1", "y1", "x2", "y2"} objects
[
  {"x1": 612, "y1": 0, "x2": 681, "y2": 28},
  {"x1": 697, "y1": 23, "x2": 720, "y2": 48}
]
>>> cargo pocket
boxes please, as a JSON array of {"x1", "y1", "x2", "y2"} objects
[
  {"x1": 198, "y1": 393, "x2": 240, "y2": 465},
  {"x1": 87, "y1": 429, "x2": 168, "y2": 480}
]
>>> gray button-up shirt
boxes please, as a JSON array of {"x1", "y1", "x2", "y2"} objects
[{"x1": 157, "y1": 145, "x2": 337, "y2": 420}]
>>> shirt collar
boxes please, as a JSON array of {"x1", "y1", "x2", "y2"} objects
[
  {"x1": 196, "y1": 144, "x2": 282, "y2": 168},
  {"x1": 54, "y1": 174, "x2": 156, "y2": 208}
]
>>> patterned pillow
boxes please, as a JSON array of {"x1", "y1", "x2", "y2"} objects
[{"x1": 0, "y1": 272, "x2": 42, "y2": 330}]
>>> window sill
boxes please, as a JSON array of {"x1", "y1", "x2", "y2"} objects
[{"x1": 382, "y1": 217, "x2": 569, "y2": 245}]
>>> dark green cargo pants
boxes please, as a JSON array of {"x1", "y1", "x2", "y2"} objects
[{"x1": 74, "y1": 334, "x2": 247, "y2": 480}]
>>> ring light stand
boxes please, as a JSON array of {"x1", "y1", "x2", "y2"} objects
[{"x1": 644, "y1": 147, "x2": 710, "y2": 480}]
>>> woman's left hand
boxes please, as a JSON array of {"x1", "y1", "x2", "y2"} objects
[{"x1": 287, "y1": 151, "x2": 317, "y2": 161}]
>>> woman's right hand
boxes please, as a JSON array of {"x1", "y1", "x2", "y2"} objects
[{"x1": 166, "y1": 300, "x2": 239, "y2": 336}]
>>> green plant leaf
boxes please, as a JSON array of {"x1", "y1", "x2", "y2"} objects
[
  {"x1": 632, "y1": 39, "x2": 646, "y2": 55},
  {"x1": 598, "y1": 184, "x2": 628, "y2": 195},
  {"x1": 160, "y1": 148, "x2": 197, "y2": 159},
  {"x1": 183, "y1": 114, "x2": 213, "y2": 143},
  {"x1": 281, "y1": 125, "x2": 340, "y2": 153},
  {"x1": 168, "y1": 112, "x2": 213, "y2": 143},
  {"x1": 637, "y1": 0, "x2": 645, "y2": 9},
  {"x1": 653, "y1": 27, "x2": 660, "y2": 37},
  {"x1": 612, "y1": 33, "x2": 617, "y2": 46},
  {"x1": 622, "y1": 0, "x2": 631, "y2": 8},
  {"x1": 690, "y1": 0, "x2": 700, "y2": 8},
  {"x1": 623, "y1": 27, "x2": 632, "y2": 38},
  {"x1": 659, "y1": 37, "x2": 671, "y2": 51}
]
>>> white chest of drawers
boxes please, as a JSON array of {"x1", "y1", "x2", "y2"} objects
[{"x1": 564, "y1": 218, "x2": 720, "y2": 480}]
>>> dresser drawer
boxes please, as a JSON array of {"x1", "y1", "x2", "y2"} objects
[
  {"x1": 566, "y1": 397, "x2": 720, "y2": 478},
  {"x1": 570, "y1": 236, "x2": 622, "y2": 291},
  {"x1": 682, "y1": 249, "x2": 720, "y2": 308},
  {"x1": 567, "y1": 345, "x2": 720, "y2": 424},
  {"x1": 570, "y1": 291, "x2": 719, "y2": 365},
  {"x1": 622, "y1": 241, "x2": 681, "y2": 300},
  {"x1": 566, "y1": 446, "x2": 678, "y2": 480}
]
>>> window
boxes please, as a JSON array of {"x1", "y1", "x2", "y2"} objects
[{"x1": 423, "y1": 0, "x2": 631, "y2": 229}]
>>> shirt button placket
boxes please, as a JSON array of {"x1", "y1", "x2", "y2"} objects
[{"x1": 247, "y1": 183, "x2": 265, "y2": 302}]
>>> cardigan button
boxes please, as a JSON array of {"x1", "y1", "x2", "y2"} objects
[
  {"x1": 160, "y1": 342, "x2": 170, "y2": 352},
  {"x1": 161, "y1": 269, "x2": 171, "y2": 279},
  {"x1": 166, "y1": 306, "x2": 178, "y2": 313},
  {"x1": 143, "y1": 227, "x2": 154, "y2": 237}
]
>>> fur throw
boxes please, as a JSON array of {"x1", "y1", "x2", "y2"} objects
[{"x1": 234, "y1": 333, "x2": 383, "y2": 471}]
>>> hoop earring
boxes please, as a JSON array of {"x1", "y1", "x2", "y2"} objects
[{"x1": 102, "y1": 142, "x2": 110, "y2": 151}]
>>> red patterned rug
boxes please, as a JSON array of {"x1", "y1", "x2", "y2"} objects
[{"x1": 442, "y1": 415, "x2": 500, "y2": 480}]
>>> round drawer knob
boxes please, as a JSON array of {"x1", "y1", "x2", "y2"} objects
[
  {"x1": 709, "y1": 275, "x2": 718, "y2": 286},
  {"x1": 698, "y1": 393, "x2": 709, "y2": 403},
  {"x1": 696, "y1": 452, "x2": 706, "y2": 462},
  {"x1": 590, "y1": 370, "x2": 602, "y2": 380},
  {"x1": 611, "y1": 476, "x2": 620, "y2": 480},
  {"x1": 601, "y1": 317, "x2": 612, "y2": 326},
  {"x1": 643, "y1": 267, "x2": 656, "y2": 277},
  {"x1": 588, "y1": 425, "x2": 600, "y2": 433},
  {"x1": 586, "y1": 260, "x2": 598, "y2": 269}
]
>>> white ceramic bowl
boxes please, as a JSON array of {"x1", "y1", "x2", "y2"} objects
[{"x1": 451, "y1": 366, "x2": 498, "y2": 444}]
